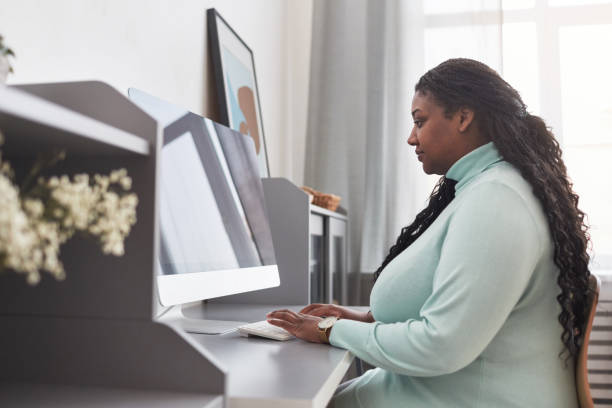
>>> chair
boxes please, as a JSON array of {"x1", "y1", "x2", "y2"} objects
[{"x1": 576, "y1": 274, "x2": 601, "y2": 408}]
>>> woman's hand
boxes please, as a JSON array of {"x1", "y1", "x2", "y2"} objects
[
  {"x1": 266, "y1": 309, "x2": 325, "y2": 343},
  {"x1": 299, "y1": 304, "x2": 374, "y2": 323}
]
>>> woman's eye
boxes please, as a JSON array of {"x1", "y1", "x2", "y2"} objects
[{"x1": 413, "y1": 120, "x2": 424, "y2": 128}]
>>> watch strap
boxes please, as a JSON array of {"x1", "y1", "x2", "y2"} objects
[
  {"x1": 318, "y1": 325, "x2": 329, "y2": 343},
  {"x1": 318, "y1": 316, "x2": 338, "y2": 343},
  {"x1": 324, "y1": 326, "x2": 333, "y2": 343}
]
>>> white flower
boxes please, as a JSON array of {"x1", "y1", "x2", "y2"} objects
[
  {"x1": 119, "y1": 176, "x2": 132, "y2": 191},
  {"x1": 0, "y1": 172, "x2": 63, "y2": 284},
  {"x1": 0, "y1": 151, "x2": 138, "y2": 284},
  {"x1": 88, "y1": 189, "x2": 138, "y2": 257},
  {"x1": 23, "y1": 199, "x2": 44, "y2": 218},
  {"x1": 109, "y1": 168, "x2": 127, "y2": 183}
]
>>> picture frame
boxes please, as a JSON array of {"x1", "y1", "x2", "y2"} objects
[{"x1": 207, "y1": 8, "x2": 270, "y2": 177}]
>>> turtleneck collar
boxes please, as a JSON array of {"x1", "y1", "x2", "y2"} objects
[{"x1": 445, "y1": 142, "x2": 503, "y2": 192}]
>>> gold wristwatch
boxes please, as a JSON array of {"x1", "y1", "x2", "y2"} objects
[{"x1": 317, "y1": 316, "x2": 338, "y2": 343}]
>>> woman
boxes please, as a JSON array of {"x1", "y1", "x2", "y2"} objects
[{"x1": 267, "y1": 58, "x2": 591, "y2": 407}]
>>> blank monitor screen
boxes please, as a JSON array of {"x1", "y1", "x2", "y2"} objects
[
  {"x1": 159, "y1": 116, "x2": 275, "y2": 273},
  {"x1": 128, "y1": 88, "x2": 278, "y2": 305}
]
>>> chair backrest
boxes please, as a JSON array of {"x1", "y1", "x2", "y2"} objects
[{"x1": 576, "y1": 274, "x2": 601, "y2": 408}]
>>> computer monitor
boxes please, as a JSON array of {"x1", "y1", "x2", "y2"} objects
[{"x1": 128, "y1": 88, "x2": 279, "y2": 310}]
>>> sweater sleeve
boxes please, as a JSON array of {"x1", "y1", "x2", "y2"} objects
[{"x1": 329, "y1": 182, "x2": 543, "y2": 377}]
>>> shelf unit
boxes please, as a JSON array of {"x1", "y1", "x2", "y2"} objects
[
  {"x1": 213, "y1": 177, "x2": 349, "y2": 306},
  {"x1": 0, "y1": 82, "x2": 225, "y2": 406},
  {"x1": 0, "y1": 85, "x2": 149, "y2": 156},
  {"x1": 310, "y1": 204, "x2": 348, "y2": 305}
]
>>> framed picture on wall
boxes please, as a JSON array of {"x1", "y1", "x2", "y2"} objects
[{"x1": 207, "y1": 8, "x2": 270, "y2": 177}]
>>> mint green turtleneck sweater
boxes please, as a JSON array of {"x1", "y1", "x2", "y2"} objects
[{"x1": 329, "y1": 142, "x2": 577, "y2": 408}]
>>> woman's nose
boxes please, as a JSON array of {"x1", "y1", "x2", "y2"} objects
[{"x1": 407, "y1": 128, "x2": 417, "y2": 145}]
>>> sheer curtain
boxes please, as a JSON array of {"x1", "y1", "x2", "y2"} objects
[
  {"x1": 501, "y1": 0, "x2": 612, "y2": 274},
  {"x1": 305, "y1": 0, "x2": 502, "y2": 301}
]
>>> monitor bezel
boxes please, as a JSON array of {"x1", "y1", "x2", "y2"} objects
[{"x1": 156, "y1": 265, "x2": 279, "y2": 306}]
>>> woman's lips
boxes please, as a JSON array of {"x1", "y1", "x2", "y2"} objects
[{"x1": 417, "y1": 152, "x2": 424, "y2": 161}]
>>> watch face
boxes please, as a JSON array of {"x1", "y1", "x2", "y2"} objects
[{"x1": 318, "y1": 316, "x2": 337, "y2": 329}]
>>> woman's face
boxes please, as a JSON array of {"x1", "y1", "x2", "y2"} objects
[{"x1": 408, "y1": 91, "x2": 467, "y2": 175}]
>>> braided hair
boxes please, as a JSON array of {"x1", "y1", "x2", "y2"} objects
[{"x1": 374, "y1": 58, "x2": 591, "y2": 360}]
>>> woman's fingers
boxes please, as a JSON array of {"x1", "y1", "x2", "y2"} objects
[
  {"x1": 300, "y1": 304, "x2": 334, "y2": 317},
  {"x1": 267, "y1": 309, "x2": 300, "y2": 323},
  {"x1": 308, "y1": 305, "x2": 340, "y2": 317},
  {"x1": 267, "y1": 318, "x2": 297, "y2": 333},
  {"x1": 299, "y1": 304, "x2": 366, "y2": 321},
  {"x1": 268, "y1": 312, "x2": 325, "y2": 343},
  {"x1": 299, "y1": 304, "x2": 321, "y2": 314},
  {"x1": 307, "y1": 307, "x2": 329, "y2": 317}
]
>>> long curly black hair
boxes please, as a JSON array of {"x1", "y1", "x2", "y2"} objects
[{"x1": 374, "y1": 58, "x2": 591, "y2": 359}]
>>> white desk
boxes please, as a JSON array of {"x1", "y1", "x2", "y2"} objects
[
  {"x1": 184, "y1": 303, "x2": 362, "y2": 408},
  {"x1": 0, "y1": 304, "x2": 366, "y2": 408}
]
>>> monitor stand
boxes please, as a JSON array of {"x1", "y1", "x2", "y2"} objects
[{"x1": 156, "y1": 305, "x2": 248, "y2": 335}]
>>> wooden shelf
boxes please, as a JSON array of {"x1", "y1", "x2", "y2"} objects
[{"x1": 0, "y1": 86, "x2": 149, "y2": 157}]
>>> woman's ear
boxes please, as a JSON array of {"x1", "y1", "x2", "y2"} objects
[{"x1": 457, "y1": 107, "x2": 475, "y2": 133}]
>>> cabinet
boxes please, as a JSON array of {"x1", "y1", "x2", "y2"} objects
[
  {"x1": 309, "y1": 207, "x2": 348, "y2": 305},
  {"x1": 214, "y1": 178, "x2": 349, "y2": 306}
]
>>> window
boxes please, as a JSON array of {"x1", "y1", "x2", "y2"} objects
[
  {"x1": 502, "y1": 0, "x2": 612, "y2": 272},
  {"x1": 419, "y1": 0, "x2": 612, "y2": 272}
]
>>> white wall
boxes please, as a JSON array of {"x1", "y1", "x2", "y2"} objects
[{"x1": 0, "y1": 0, "x2": 312, "y2": 184}]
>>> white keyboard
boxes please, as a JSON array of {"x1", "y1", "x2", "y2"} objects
[{"x1": 238, "y1": 320, "x2": 293, "y2": 341}]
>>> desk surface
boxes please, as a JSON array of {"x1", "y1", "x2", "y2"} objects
[
  {"x1": 0, "y1": 304, "x2": 364, "y2": 408},
  {"x1": 183, "y1": 303, "x2": 363, "y2": 408}
]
